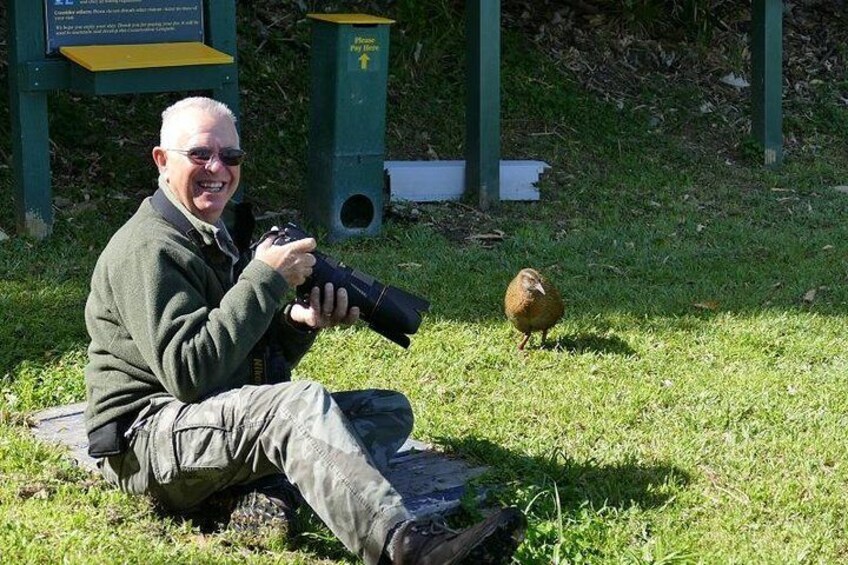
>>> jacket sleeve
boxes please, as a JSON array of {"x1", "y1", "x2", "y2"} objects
[
  {"x1": 274, "y1": 303, "x2": 319, "y2": 369},
  {"x1": 110, "y1": 236, "x2": 287, "y2": 403}
]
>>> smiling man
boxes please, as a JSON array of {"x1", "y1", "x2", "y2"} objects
[
  {"x1": 82, "y1": 96, "x2": 525, "y2": 565},
  {"x1": 153, "y1": 100, "x2": 242, "y2": 223}
]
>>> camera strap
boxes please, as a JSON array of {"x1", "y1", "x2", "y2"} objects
[
  {"x1": 150, "y1": 188, "x2": 236, "y2": 288},
  {"x1": 150, "y1": 188, "x2": 206, "y2": 249}
]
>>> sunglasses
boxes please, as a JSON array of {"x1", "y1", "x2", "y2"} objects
[{"x1": 166, "y1": 146, "x2": 246, "y2": 167}]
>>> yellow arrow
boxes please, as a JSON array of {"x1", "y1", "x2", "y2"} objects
[{"x1": 359, "y1": 53, "x2": 370, "y2": 70}]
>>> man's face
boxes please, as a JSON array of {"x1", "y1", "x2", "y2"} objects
[{"x1": 152, "y1": 108, "x2": 241, "y2": 224}]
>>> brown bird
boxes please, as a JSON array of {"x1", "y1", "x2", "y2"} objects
[{"x1": 504, "y1": 268, "x2": 564, "y2": 350}]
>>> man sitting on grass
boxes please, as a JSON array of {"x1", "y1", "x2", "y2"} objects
[{"x1": 82, "y1": 95, "x2": 526, "y2": 564}]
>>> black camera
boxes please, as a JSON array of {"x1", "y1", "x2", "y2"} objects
[{"x1": 261, "y1": 223, "x2": 430, "y2": 348}]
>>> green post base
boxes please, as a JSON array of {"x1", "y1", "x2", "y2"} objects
[
  {"x1": 465, "y1": 0, "x2": 501, "y2": 210},
  {"x1": 752, "y1": 0, "x2": 783, "y2": 168}
]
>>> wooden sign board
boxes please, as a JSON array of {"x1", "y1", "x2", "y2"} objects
[{"x1": 44, "y1": 0, "x2": 205, "y2": 53}]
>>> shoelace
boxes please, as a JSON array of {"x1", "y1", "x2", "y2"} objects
[{"x1": 409, "y1": 519, "x2": 459, "y2": 537}]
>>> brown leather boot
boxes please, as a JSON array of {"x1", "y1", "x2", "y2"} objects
[
  {"x1": 227, "y1": 476, "x2": 300, "y2": 541},
  {"x1": 390, "y1": 507, "x2": 526, "y2": 564}
]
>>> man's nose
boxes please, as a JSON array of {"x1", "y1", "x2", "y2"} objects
[{"x1": 204, "y1": 154, "x2": 226, "y2": 172}]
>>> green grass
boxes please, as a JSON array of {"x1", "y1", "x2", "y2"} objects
[{"x1": 3, "y1": 1, "x2": 848, "y2": 563}]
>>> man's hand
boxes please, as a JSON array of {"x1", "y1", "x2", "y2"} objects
[
  {"x1": 290, "y1": 283, "x2": 360, "y2": 330},
  {"x1": 254, "y1": 235, "x2": 317, "y2": 287}
]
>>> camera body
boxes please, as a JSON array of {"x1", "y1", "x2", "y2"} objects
[{"x1": 266, "y1": 223, "x2": 430, "y2": 348}]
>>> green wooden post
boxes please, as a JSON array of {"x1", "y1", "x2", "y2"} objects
[
  {"x1": 205, "y1": 0, "x2": 241, "y2": 199},
  {"x1": 465, "y1": 0, "x2": 500, "y2": 210},
  {"x1": 205, "y1": 0, "x2": 240, "y2": 119},
  {"x1": 751, "y1": 0, "x2": 783, "y2": 168},
  {"x1": 9, "y1": 0, "x2": 53, "y2": 238}
]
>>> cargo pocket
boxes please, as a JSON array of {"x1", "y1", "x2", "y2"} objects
[
  {"x1": 149, "y1": 401, "x2": 184, "y2": 485},
  {"x1": 172, "y1": 422, "x2": 233, "y2": 475},
  {"x1": 150, "y1": 399, "x2": 235, "y2": 484}
]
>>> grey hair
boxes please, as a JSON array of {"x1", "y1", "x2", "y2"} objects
[{"x1": 159, "y1": 97, "x2": 238, "y2": 147}]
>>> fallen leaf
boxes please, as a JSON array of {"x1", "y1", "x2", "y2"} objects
[
  {"x1": 720, "y1": 72, "x2": 750, "y2": 88},
  {"x1": 18, "y1": 484, "x2": 53, "y2": 500},
  {"x1": 66, "y1": 201, "x2": 98, "y2": 217},
  {"x1": 398, "y1": 262, "x2": 422, "y2": 269},
  {"x1": 833, "y1": 186, "x2": 848, "y2": 194},
  {"x1": 33, "y1": 489, "x2": 50, "y2": 500},
  {"x1": 588, "y1": 263, "x2": 625, "y2": 275},
  {"x1": 802, "y1": 289, "x2": 817, "y2": 303},
  {"x1": 53, "y1": 196, "x2": 73, "y2": 208},
  {"x1": 692, "y1": 301, "x2": 719, "y2": 311},
  {"x1": 465, "y1": 230, "x2": 505, "y2": 241}
]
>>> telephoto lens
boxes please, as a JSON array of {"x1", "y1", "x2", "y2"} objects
[{"x1": 270, "y1": 223, "x2": 430, "y2": 348}]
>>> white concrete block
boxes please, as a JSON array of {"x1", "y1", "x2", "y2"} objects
[{"x1": 385, "y1": 160, "x2": 550, "y2": 202}]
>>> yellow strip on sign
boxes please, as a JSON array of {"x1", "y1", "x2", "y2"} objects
[
  {"x1": 59, "y1": 42, "x2": 233, "y2": 72},
  {"x1": 307, "y1": 13, "x2": 395, "y2": 25}
]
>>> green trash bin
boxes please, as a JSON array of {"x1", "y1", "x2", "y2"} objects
[{"x1": 306, "y1": 13, "x2": 394, "y2": 241}]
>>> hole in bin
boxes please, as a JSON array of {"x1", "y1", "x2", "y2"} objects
[{"x1": 340, "y1": 194, "x2": 374, "y2": 229}]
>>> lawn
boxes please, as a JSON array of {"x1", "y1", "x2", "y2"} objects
[{"x1": 2, "y1": 2, "x2": 848, "y2": 563}]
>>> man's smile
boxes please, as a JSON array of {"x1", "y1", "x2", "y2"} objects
[{"x1": 196, "y1": 180, "x2": 226, "y2": 194}]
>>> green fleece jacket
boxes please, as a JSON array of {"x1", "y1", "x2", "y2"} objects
[{"x1": 84, "y1": 193, "x2": 316, "y2": 434}]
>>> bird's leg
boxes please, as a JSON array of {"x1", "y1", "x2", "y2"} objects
[
  {"x1": 541, "y1": 329, "x2": 549, "y2": 346},
  {"x1": 518, "y1": 333, "x2": 530, "y2": 350}
]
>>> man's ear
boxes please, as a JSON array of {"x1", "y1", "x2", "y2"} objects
[{"x1": 152, "y1": 147, "x2": 168, "y2": 173}]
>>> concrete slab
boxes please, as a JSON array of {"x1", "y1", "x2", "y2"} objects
[{"x1": 31, "y1": 402, "x2": 487, "y2": 518}]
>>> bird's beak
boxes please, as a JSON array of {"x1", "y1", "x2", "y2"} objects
[{"x1": 534, "y1": 282, "x2": 545, "y2": 294}]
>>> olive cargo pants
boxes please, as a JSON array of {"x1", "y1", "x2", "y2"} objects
[{"x1": 99, "y1": 381, "x2": 415, "y2": 564}]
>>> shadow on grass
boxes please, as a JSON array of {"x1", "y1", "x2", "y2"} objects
[
  {"x1": 0, "y1": 287, "x2": 90, "y2": 377},
  {"x1": 442, "y1": 437, "x2": 688, "y2": 512},
  {"x1": 153, "y1": 485, "x2": 354, "y2": 563}
]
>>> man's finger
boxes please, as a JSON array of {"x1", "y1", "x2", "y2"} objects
[
  {"x1": 309, "y1": 285, "x2": 321, "y2": 310},
  {"x1": 282, "y1": 237, "x2": 317, "y2": 253},
  {"x1": 322, "y1": 283, "x2": 335, "y2": 315},
  {"x1": 344, "y1": 306, "x2": 360, "y2": 325},
  {"x1": 335, "y1": 287, "x2": 349, "y2": 316}
]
